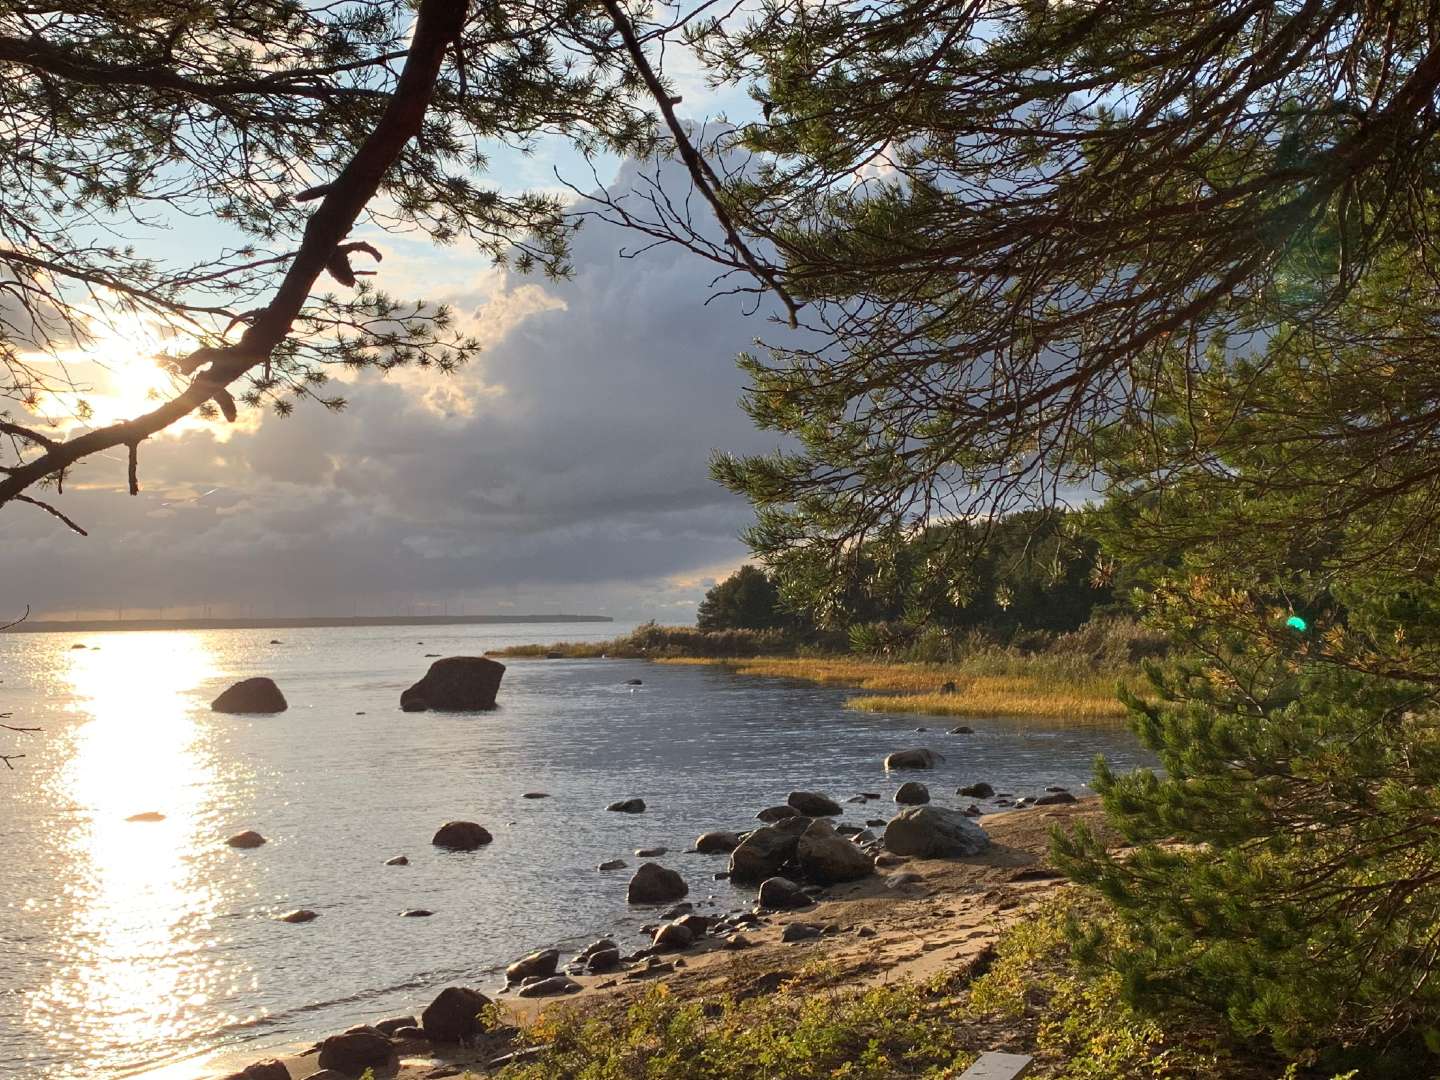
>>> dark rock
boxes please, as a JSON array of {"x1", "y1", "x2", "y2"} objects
[
  {"x1": 787, "y1": 791, "x2": 842, "y2": 816},
  {"x1": 781, "y1": 922, "x2": 822, "y2": 942},
  {"x1": 866, "y1": 818, "x2": 887, "y2": 827},
  {"x1": 227, "y1": 830, "x2": 267, "y2": 849},
  {"x1": 962, "y1": 805, "x2": 982, "y2": 817},
  {"x1": 269, "y1": 639, "x2": 283, "y2": 645},
  {"x1": 70, "y1": 643, "x2": 86, "y2": 649},
  {"x1": 522, "y1": 792, "x2": 549, "y2": 799},
  {"x1": 212, "y1": 677, "x2": 288, "y2": 714},
  {"x1": 126, "y1": 811, "x2": 165, "y2": 822},
  {"x1": 373, "y1": 1016, "x2": 417, "y2": 1036},
  {"x1": 634, "y1": 846, "x2": 667, "y2": 857},
  {"x1": 755, "y1": 804, "x2": 803, "y2": 823},
  {"x1": 1035, "y1": 791, "x2": 1078, "y2": 805},
  {"x1": 939, "y1": 681, "x2": 957, "y2": 693},
  {"x1": 400, "y1": 908, "x2": 433, "y2": 917},
  {"x1": 431, "y1": 821, "x2": 492, "y2": 850},
  {"x1": 661, "y1": 902, "x2": 694, "y2": 918},
  {"x1": 695, "y1": 830, "x2": 742, "y2": 854},
  {"x1": 845, "y1": 795, "x2": 867, "y2": 804},
  {"x1": 385, "y1": 855, "x2": 409, "y2": 866},
  {"x1": 624, "y1": 679, "x2": 644, "y2": 685},
  {"x1": 1046, "y1": 785, "x2": 1068, "y2": 792},
  {"x1": 298, "y1": 1072, "x2": 347, "y2": 1080},
  {"x1": 546, "y1": 652, "x2": 564, "y2": 659},
  {"x1": 652, "y1": 922, "x2": 695, "y2": 951},
  {"x1": 316, "y1": 1030, "x2": 396, "y2": 1077},
  {"x1": 598, "y1": 859, "x2": 627, "y2": 871},
  {"x1": 795, "y1": 819, "x2": 873, "y2": 884},
  {"x1": 883, "y1": 748, "x2": 943, "y2": 770},
  {"x1": 577, "y1": 938, "x2": 618, "y2": 962},
  {"x1": 883, "y1": 806, "x2": 991, "y2": 858},
  {"x1": 391, "y1": 1027, "x2": 426, "y2": 1041},
  {"x1": 606, "y1": 798, "x2": 646, "y2": 813},
  {"x1": 861, "y1": 792, "x2": 881, "y2": 800},
  {"x1": 957, "y1": 782, "x2": 994, "y2": 798},
  {"x1": 949, "y1": 725, "x2": 974, "y2": 734},
  {"x1": 424, "y1": 653, "x2": 441, "y2": 658},
  {"x1": 506, "y1": 949, "x2": 559, "y2": 984},
  {"x1": 729, "y1": 817, "x2": 809, "y2": 883},
  {"x1": 757, "y1": 876, "x2": 808, "y2": 910},
  {"x1": 585, "y1": 946, "x2": 622, "y2": 973},
  {"x1": 221, "y1": 1060, "x2": 290, "y2": 1080},
  {"x1": 278, "y1": 909, "x2": 318, "y2": 923},
  {"x1": 400, "y1": 656, "x2": 505, "y2": 712},
  {"x1": 674, "y1": 913, "x2": 713, "y2": 936},
  {"x1": 894, "y1": 781, "x2": 930, "y2": 805},
  {"x1": 627, "y1": 862, "x2": 688, "y2": 904},
  {"x1": 421, "y1": 985, "x2": 493, "y2": 1042},
  {"x1": 517, "y1": 975, "x2": 581, "y2": 998},
  {"x1": 835, "y1": 823, "x2": 864, "y2": 836}
]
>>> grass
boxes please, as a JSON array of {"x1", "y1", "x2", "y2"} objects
[{"x1": 658, "y1": 655, "x2": 1135, "y2": 721}]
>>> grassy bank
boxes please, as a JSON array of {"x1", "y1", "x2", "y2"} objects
[{"x1": 493, "y1": 620, "x2": 1149, "y2": 721}]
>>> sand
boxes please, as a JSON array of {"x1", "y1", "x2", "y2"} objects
[{"x1": 211, "y1": 800, "x2": 1114, "y2": 1080}]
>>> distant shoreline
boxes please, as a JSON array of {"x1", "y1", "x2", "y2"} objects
[{"x1": 2, "y1": 614, "x2": 614, "y2": 634}]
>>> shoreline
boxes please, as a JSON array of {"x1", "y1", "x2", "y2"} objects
[
  {"x1": 186, "y1": 799, "x2": 1110, "y2": 1080},
  {"x1": 4, "y1": 615, "x2": 614, "y2": 635}
]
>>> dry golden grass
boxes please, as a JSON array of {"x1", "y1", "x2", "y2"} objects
[{"x1": 655, "y1": 656, "x2": 1136, "y2": 721}]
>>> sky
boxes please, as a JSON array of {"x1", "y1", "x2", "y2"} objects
[{"x1": 3, "y1": 77, "x2": 788, "y2": 624}]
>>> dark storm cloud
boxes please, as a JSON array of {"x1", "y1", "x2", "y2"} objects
[{"x1": 0, "y1": 155, "x2": 784, "y2": 620}]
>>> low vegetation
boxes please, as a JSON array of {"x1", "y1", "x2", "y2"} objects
[{"x1": 480, "y1": 897, "x2": 1351, "y2": 1080}]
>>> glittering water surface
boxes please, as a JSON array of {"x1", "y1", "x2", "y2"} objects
[{"x1": 0, "y1": 624, "x2": 1153, "y2": 1079}]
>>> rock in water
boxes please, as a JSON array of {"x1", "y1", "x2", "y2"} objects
[
  {"x1": 755, "y1": 804, "x2": 803, "y2": 823},
  {"x1": 226, "y1": 830, "x2": 267, "y2": 849},
  {"x1": 883, "y1": 806, "x2": 991, "y2": 858},
  {"x1": 786, "y1": 791, "x2": 842, "y2": 816},
  {"x1": 606, "y1": 797, "x2": 646, "y2": 813},
  {"x1": 506, "y1": 948, "x2": 560, "y2": 984},
  {"x1": 627, "y1": 862, "x2": 688, "y2": 904},
  {"x1": 695, "y1": 830, "x2": 742, "y2": 854},
  {"x1": 400, "y1": 656, "x2": 505, "y2": 712},
  {"x1": 757, "y1": 876, "x2": 808, "y2": 909},
  {"x1": 211, "y1": 677, "x2": 287, "y2": 714},
  {"x1": 883, "y1": 748, "x2": 943, "y2": 770},
  {"x1": 894, "y1": 781, "x2": 930, "y2": 805},
  {"x1": 728, "y1": 817, "x2": 809, "y2": 884},
  {"x1": 126, "y1": 811, "x2": 165, "y2": 822},
  {"x1": 431, "y1": 821, "x2": 493, "y2": 850},
  {"x1": 385, "y1": 855, "x2": 409, "y2": 866},
  {"x1": 957, "y1": 782, "x2": 995, "y2": 798},
  {"x1": 278, "y1": 909, "x2": 318, "y2": 923},
  {"x1": 317, "y1": 1029, "x2": 396, "y2": 1076},
  {"x1": 421, "y1": 985, "x2": 493, "y2": 1042},
  {"x1": 795, "y1": 819, "x2": 874, "y2": 884}
]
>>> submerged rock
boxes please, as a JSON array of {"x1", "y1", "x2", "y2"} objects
[
  {"x1": 598, "y1": 859, "x2": 627, "y2": 871},
  {"x1": 212, "y1": 677, "x2": 288, "y2": 714},
  {"x1": 628, "y1": 862, "x2": 688, "y2": 904},
  {"x1": 431, "y1": 821, "x2": 493, "y2": 851},
  {"x1": 399, "y1": 908, "x2": 433, "y2": 917},
  {"x1": 400, "y1": 656, "x2": 505, "y2": 712},
  {"x1": 606, "y1": 797, "x2": 646, "y2": 813},
  {"x1": 883, "y1": 748, "x2": 943, "y2": 770},
  {"x1": 786, "y1": 791, "x2": 842, "y2": 816},
  {"x1": 883, "y1": 806, "x2": 991, "y2": 858},
  {"x1": 421, "y1": 985, "x2": 493, "y2": 1042},
  {"x1": 957, "y1": 782, "x2": 994, "y2": 798},
  {"x1": 226, "y1": 830, "x2": 267, "y2": 849},
  {"x1": 278, "y1": 909, "x2": 318, "y2": 923}
]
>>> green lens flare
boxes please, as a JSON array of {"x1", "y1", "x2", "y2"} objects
[{"x1": 1286, "y1": 615, "x2": 1307, "y2": 631}]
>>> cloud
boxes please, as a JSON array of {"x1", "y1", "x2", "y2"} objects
[{"x1": 1, "y1": 154, "x2": 785, "y2": 622}]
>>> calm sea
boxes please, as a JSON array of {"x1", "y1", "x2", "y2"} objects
[{"x1": 0, "y1": 624, "x2": 1152, "y2": 1079}]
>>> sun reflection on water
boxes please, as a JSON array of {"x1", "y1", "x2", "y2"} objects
[{"x1": 28, "y1": 633, "x2": 238, "y2": 1073}]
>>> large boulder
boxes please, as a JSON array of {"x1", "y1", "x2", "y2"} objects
[
  {"x1": 884, "y1": 806, "x2": 991, "y2": 858},
  {"x1": 212, "y1": 677, "x2": 287, "y2": 714},
  {"x1": 316, "y1": 1030, "x2": 397, "y2": 1077},
  {"x1": 728, "y1": 816, "x2": 809, "y2": 884},
  {"x1": 431, "y1": 821, "x2": 493, "y2": 851},
  {"x1": 884, "y1": 748, "x2": 943, "y2": 770},
  {"x1": 627, "y1": 862, "x2": 688, "y2": 904},
  {"x1": 787, "y1": 791, "x2": 842, "y2": 816},
  {"x1": 695, "y1": 830, "x2": 742, "y2": 854},
  {"x1": 894, "y1": 781, "x2": 931, "y2": 805},
  {"x1": 506, "y1": 948, "x2": 559, "y2": 984},
  {"x1": 795, "y1": 819, "x2": 874, "y2": 884},
  {"x1": 421, "y1": 985, "x2": 493, "y2": 1042},
  {"x1": 400, "y1": 656, "x2": 505, "y2": 712}
]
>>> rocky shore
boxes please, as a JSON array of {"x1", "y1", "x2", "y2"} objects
[{"x1": 202, "y1": 798, "x2": 1113, "y2": 1080}]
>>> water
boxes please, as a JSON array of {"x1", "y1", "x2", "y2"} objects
[{"x1": 0, "y1": 624, "x2": 1153, "y2": 1079}]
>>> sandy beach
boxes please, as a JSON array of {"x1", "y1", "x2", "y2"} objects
[{"x1": 210, "y1": 799, "x2": 1112, "y2": 1080}]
